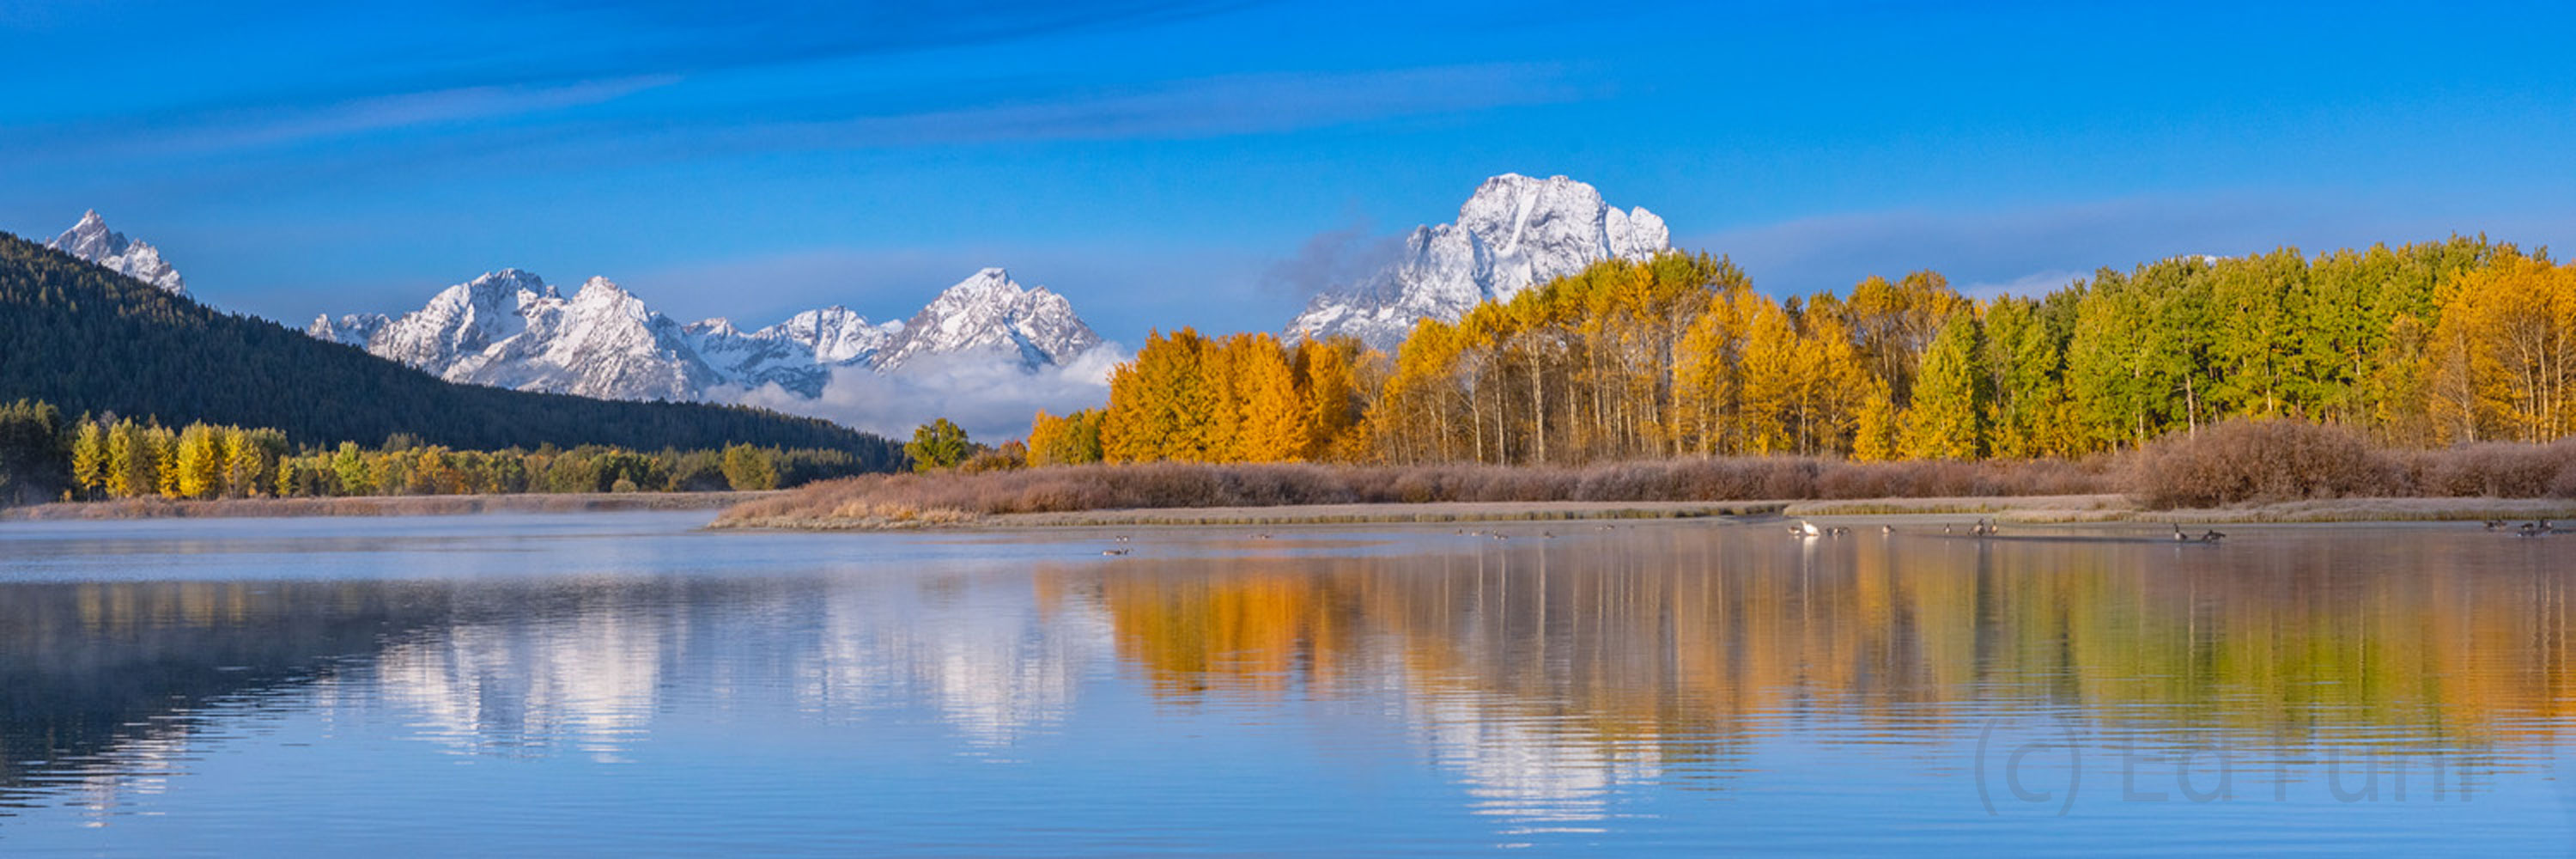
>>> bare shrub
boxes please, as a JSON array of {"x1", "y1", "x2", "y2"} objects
[
  {"x1": 2127, "y1": 420, "x2": 2400, "y2": 509},
  {"x1": 2400, "y1": 441, "x2": 2576, "y2": 498}
]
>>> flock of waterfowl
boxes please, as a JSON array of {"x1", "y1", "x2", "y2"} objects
[
  {"x1": 2485, "y1": 519, "x2": 2565, "y2": 537},
  {"x1": 1780, "y1": 518, "x2": 2233, "y2": 543},
  {"x1": 1090, "y1": 514, "x2": 2567, "y2": 557}
]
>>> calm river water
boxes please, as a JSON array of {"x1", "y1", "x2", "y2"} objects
[{"x1": 0, "y1": 511, "x2": 2571, "y2": 855}]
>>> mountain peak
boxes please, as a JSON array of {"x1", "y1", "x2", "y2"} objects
[
  {"x1": 942, "y1": 267, "x2": 1019, "y2": 297},
  {"x1": 1287, "y1": 174, "x2": 1670, "y2": 349},
  {"x1": 875, "y1": 268, "x2": 1101, "y2": 372},
  {"x1": 47, "y1": 210, "x2": 187, "y2": 296},
  {"x1": 311, "y1": 265, "x2": 1104, "y2": 403}
]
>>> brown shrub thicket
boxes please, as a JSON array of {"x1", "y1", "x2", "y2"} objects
[
  {"x1": 2128, "y1": 419, "x2": 2576, "y2": 508},
  {"x1": 721, "y1": 418, "x2": 2576, "y2": 524},
  {"x1": 719, "y1": 457, "x2": 2113, "y2": 523}
]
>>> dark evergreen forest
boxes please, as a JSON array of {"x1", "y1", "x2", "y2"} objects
[{"x1": 0, "y1": 230, "x2": 901, "y2": 461}]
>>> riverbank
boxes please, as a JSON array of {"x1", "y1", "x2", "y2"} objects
[
  {"x1": 713, "y1": 493, "x2": 2576, "y2": 531},
  {"x1": 0, "y1": 490, "x2": 784, "y2": 521}
]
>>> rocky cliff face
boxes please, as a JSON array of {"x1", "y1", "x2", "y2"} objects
[
  {"x1": 48, "y1": 210, "x2": 187, "y2": 295},
  {"x1": 1287, "y1": 174, "x2": 1669, "y2": 349}
]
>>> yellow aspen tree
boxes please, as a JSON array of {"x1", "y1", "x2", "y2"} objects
[
  {"x1": 1299, "y1": 338, "x2": 1364, "y2": 460},
  {"x1": 1670, "y1": 306, "x2": 1741, "y2": 455},
  {"x1": 70, "y1": 419, "x2": 107, "y2": 497},
  {"x1": 1736, "y1": 295, "x2": 1801, "y2": 454},
  {"x1": 2422, "y1": 253, "x2": 2576, "y2": 443},
  {"x1": 151, "y1": 425, "x2": 182, "y2": 499},
  {"x1": 1237, "y1": 341, "x2": 1313, "y2": 461},
  {"x1": 175, "y1": 423, "x2": 221, "y2": 499}
]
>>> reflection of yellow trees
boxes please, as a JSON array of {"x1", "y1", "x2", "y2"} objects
[
  {"x1": 1100, "y1": 573, "x2": 1352, "y2": 697},
  {"x1": 1062, "y1": 532, "x2": 2576, "y2": 751}
]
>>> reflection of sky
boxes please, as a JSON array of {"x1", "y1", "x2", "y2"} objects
[{"x1": 4, "y1": 515, "x2": 2576, "y2": 853}]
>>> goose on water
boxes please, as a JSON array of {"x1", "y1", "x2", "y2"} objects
[
  {"x1": 1799, "y1": 520, "x2": 1826, "y2": 538},
  {"x1": 2200, "y1": 529, "x2": 2227, "y2": 543},
  {"x1": 2172, "y1": 524, "x2": 2193, "y2": 543}
]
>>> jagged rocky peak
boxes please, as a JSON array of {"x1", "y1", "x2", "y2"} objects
[
  {"x1": 877, "y1": 268, "x2": 1103, "y2": 371},
  {"x1": 1287, "y1": 174, "x2": 1671, "y2": 350},
  {"x1": 48, "y1": 210, "x2": 188, "y2": 295},
  {"x1": 306, "y1": 263, "x2": 1108, "y2": 405},
  {"x1": 766, "y1": 306, "x2": 896, "y2": 363}
]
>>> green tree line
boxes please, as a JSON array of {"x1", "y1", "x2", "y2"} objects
[{"x1": 0, "y1": 400, "x2": 871, "y2": 503}]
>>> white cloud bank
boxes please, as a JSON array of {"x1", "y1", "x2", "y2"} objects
[{"x1": 718, "y1": 344, "x2": 1127, "y2": 442}]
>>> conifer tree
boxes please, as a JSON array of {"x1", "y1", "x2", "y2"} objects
[
  {"x1": 1851, "y1": 378, "x2": 1901, "y2": 461},
  {"x1": 1901, "y1": 310, "x2": 1990, "y2": 460}
]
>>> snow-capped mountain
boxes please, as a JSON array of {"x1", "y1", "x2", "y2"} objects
[
  {"x1": 48, "y1": 210, "x2": 187, "y2": 295},
  {"x1": 311, "y1": 267, "x2": 1102, "y2": 404},
  {"x1": 1287, "y1": 174, "x2": 1669, "y2": 349},
  {"x1": 877, "y1": 267, "x2": 1100, "y2": 371}
]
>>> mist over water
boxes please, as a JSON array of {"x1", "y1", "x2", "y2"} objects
[{"x1": 0, "y1": 513, "x2": 2570, "y2": 854}]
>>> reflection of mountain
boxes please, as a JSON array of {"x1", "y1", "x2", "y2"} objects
[
  {"x1": 0, "y1": 571, "x2": 1114, "y2": 816},
  {"x1": 0, "y1": 582, "x2": 453, "y2": 807},
  {"x1": 358, "y1": 576, "x2": 1110, "y2": 755},
  {"x1": 15, "y1": 526, "x2": 2576, "y2": 838}
]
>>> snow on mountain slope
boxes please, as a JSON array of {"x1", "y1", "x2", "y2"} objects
[
  {"x1": 1287, "y1": 174, "x2": 1670, "y2": 350},
  {"x1": 313, "y1": 266, "x2": 1108, "y2": 415},
  {"x1": 48, "y1": 210, "x2": 188, "y2": 295},
  {"x1": 876, "y1": 268, "x2": 1103, "y2": 371}
]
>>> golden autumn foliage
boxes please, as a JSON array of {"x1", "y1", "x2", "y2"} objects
[
  {"x1": 1027, "y1": 408, "x2": 1106, "y2": 466},
  {"x1": 1100, "y1": 329, "x2": 1374, "y2": 464},
  {"x1": 1054, "y1": 239, "x2": 2567, "y2": 468},
  {"x1": 2423, "y1": 252, "x2": 2576, "y2": 444}
]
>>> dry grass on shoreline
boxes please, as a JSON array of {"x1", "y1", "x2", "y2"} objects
[
  {"x1": 719, "y1": 421, "x2": 2576, "y2": 531},
  {"x1": 713, "y1": 458, "x2": 2111, "y2": 530},
  {"x1": 1, "y1": 491, "x2": 779, "y2": 521}
]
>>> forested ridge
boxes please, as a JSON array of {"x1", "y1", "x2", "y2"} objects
[
  {"x1": 0, "y1": 230, "x2": 900, "y2": 455},
  {"x1": 1058, "y1": 235, "x2": 2565, "y2": 466}
]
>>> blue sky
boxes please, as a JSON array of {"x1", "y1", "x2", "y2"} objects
[{"x1": 6, "y1": 0, "x2": 2573, "y2": 343}]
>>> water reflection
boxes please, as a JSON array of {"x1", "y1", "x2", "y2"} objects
[
  {"x1": 1, "y1": 520, "x2": 2572, "y2": 851},
  {"x1": 1054, "y1": 527, "x2": 2576, "y2": 832}
]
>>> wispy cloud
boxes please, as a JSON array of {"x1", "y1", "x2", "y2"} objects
[
  {"x1": 1259, "y1": 216, "x2": 1406, "y2": 302},
  {"x1": 646, "y1": 63, "x2": 1586, "y2": 149},
  {"x1": 721, "y1": 346, "x2": 1127, "y2": 441},
  {"x1": 153, "y1": 76, "x2": 676, "y2": 154},
  {"x1": 422, "y1": 0, "x2": 1255, "y2": 94}
]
